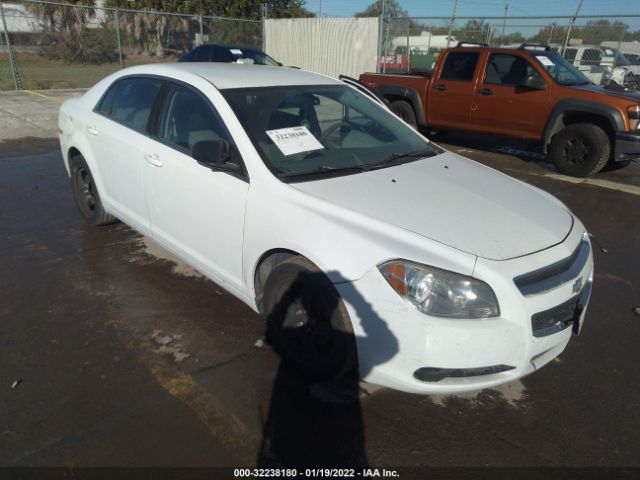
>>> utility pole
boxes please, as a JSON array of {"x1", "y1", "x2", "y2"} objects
[
  {"x1": 500, "y1": 3, "x2": 509, "y2": 46},
  {"x1": 561, "y1": 0, "x2": 583, "y2": 55},
  {"x1": 446, "y1": 0, "x2": 458, "y2": 48},
  {"x1": 380, "y1": 0, "x2": 387, "y2": 73},
  {"x1": 114, "y1": 0, "x2": 124, "y2": 68},
  {"x1": 318, "y1": 0, "x2": 322, "y2": 17}
]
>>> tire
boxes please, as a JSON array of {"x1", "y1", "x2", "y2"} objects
[
  {"x1": 548, "y1": 123, "x2": 611, "y2": 177},
  {"x1": 389, "y1": 100, "x2": 418, "y2": 129},
  {"x1": 69, "y1": 154, "x2": 116, "y2": 225},
  {"x1": 263, "y1": 257, "x2": 358, "y2": 382}
]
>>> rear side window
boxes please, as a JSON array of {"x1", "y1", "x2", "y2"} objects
[
  {"x1": 581, "y1": 49, "x2": 602, "y2": 66},
  {"x1": 564, "y1": 48, "x2": 577, "y2": 62},
  {"x1": 440, "y1": 52, "x2": 480, "y2": 82},
  {"x1": 192, "y1": 45, "x2": 212, "y2": 62},
  {"x1": 109, "y1": 78, "x2": 163, "y2": 133}
]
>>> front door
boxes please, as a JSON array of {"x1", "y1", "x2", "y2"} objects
[
  {"x1": 471, "y1": 53, "x2": 552, "y2": 139},
  {"x1": 141, "y1": 82, "x2": 249, "y2": 295}
]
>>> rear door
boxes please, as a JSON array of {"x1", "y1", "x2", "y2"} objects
[
  {"x1": 470, "y1": 52, "x2": 552, "y2": 138},
  {"x1": 89, "y1": 76, "x2": 163, "y2": 232},
  {"x1": 427, "y1": 50, "x2": 481, "y2": 129}
]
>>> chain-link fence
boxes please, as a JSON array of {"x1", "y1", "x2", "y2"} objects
[
  {"x1": 0, "y1": 0, "x2": 263, "y2": 90},
  {"x1": 380, "y1": 15, "x2": 640, "y2": 91}
]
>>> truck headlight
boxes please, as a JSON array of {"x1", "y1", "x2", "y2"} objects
[{"x1": 378, "y1": 260, "x2": 500, "y2": 318}]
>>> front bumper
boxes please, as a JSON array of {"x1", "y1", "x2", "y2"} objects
[
  {"x1": 614, "y1": 131, "x2": 640, "y2": 162},
  {"x1": 335, "y1": 222, "x2": 593, "y2": 395}
]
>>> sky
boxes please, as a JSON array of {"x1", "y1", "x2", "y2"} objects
[{"x1": 304, "y1": 0, "x2": 640, "y2": 21}]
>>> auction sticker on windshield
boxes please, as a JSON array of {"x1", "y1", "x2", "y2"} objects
[
  {"x1": 266, "y1": 126, "x2": 325, "y2": 156},
  {"x1": 537, "y1": 56, "x2": 555, "y2": 66}
]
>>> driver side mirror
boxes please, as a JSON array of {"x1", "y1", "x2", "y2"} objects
[
  {"x1": 192, "y1": 140, "x2": 243, "y2": 175},
  {"x1": 522, "y1": 74, "x2": 546, "y2": 90}
]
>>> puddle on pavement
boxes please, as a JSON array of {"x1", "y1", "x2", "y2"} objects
[{"x1": 127, "y1": 236, "x2": 203, "y2": 278}]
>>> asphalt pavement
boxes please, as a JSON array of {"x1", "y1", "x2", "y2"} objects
[{"x1": 1, "y1": 91, "x2": 639, "y2": 472}]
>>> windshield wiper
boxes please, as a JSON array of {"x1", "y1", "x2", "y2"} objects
[
  {"x1": 276, "y1": 164, "x2": 367, "y2": 181},
  {"x1": 564, "y1": 81, "x2": 592, "y2": 86},
  {"x1": 364, "y1": 147, "x2": 438, "y2": 171}
]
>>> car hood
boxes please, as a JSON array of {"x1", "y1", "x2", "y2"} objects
[
  {"x1": 291, "y1": 152, "x2": 573, "y2": 261},
  {"x1": 572, "y1": 83, "x2": 640, "y2": 102}
]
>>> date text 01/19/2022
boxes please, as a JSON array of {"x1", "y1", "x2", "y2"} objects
[{"x1": 233, "y1": 468, "x2": 400, "y2": 477}]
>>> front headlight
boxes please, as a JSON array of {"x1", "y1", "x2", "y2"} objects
[
  {"x1": 627, "y1": 105, "x2": 640, "y2": 130},
  {"x1": 378, "y1": 260, "x2": 500, "y2": 318}
]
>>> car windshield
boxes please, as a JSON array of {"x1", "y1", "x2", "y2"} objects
[
  {"x1": 532, "y1": 52, "x2": 592, "y2": 86},
  {"x1": 221, "y1": 85, "x2": 440, "y2": 181},
  {"x1": 229, "y1": 48, "x2": 279, "y2": 66}
]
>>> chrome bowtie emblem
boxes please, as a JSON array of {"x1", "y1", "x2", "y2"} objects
[{"x1": 573, "y1": 277, "x2": 583, "y2": 294}]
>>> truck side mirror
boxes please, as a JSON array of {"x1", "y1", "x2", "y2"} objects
[{"x1": 522, "y1": 74, "x2": 546, "y2": 90}]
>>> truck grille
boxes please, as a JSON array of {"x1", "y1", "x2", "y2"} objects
[{"x1": 513, "y1": 239, "x2": 590, "y2": 296}]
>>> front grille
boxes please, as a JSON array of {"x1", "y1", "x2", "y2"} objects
[
  {"x1": 514, "y1": 239, "x2": 590, "y2": 296},
  {"x1": 531, "y1": 295, "x2": 579, "y2": 337}
]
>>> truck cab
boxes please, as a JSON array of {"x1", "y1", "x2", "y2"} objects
[{"x1": 361, "y1": 43, "x2": 640, "y2": 177}]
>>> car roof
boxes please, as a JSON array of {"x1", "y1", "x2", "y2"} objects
[{"x1": 117, "y1": 63, "x2": 341, "y2": 90}]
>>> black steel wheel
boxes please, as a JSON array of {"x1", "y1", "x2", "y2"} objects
[
  {"x1": 70, "y1": 154, "x2": 116, "y2": 225},
  {"x1": 263, "y1": 257, "x2": 358, "y2": 382},
  {"x1": 549, "y1": 123, "x2": 610, "y2": 177},
  {"x1": 389, "y1": 100, "x2": 418, "y2": 129}
]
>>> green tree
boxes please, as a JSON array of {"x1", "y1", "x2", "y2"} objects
[
  {"x1": 354, "y1": 0, "x2": 408, "y2": 18},
  {"x1": 27, "y1": 0, "x2": 95, "y2": 33}
]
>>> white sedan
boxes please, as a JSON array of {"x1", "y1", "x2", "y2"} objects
[{"x1": 58, "y1": 63, "x2": 593, "y2": 394}]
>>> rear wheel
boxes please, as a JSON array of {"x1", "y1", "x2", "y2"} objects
[
  {"x1": 548, "y1": 123, "x2": 610, "y2": 177},
  {"x1": 389, "y1": 100, "x2": 418, "y2": 129},
  {"x1": 70, "y1": 155, "x2": 116, "y2": 225},
  {"x1": 263, "y1": 257, "x2": 358, "y2": 382}
]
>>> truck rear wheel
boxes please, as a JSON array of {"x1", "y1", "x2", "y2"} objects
[
  {"x1": 389, "y1": 100, "x2": 417, "y2": 129},
  {"x1": 548, "y1": 123, "x2": 610, "y2": 177}
]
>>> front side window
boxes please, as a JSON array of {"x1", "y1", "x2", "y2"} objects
[
  {"x1": 109, "y1": 77, "x2": 163, "y2": 132},
  {"x1": 440, "y1": 52, "x2": 480, "y2": 82},
  {"x1": 158, "y1": 83, "x2": 236, "y2": 156},
  {"x1": 484, "y1": 54, "x2": 544, "y2": 86},
  {"x1": 532, "y1": 52, "x2": 591, "y2": 86},
  {"x1": 222, "y1": 85, "x2": 440, "y2": 181}
]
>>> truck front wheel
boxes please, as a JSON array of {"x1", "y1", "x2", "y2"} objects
[
  {"x1": 389, "y1": 100, "x2": 417, "y2": 129},
  {"x1": 548, "y1": 123, "x2": 610, "y2": 177}
]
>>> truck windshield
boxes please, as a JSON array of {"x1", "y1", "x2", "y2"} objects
[
  {"x1": 222, "y1": 85, "x2": 439, "y2": 181},
  {"x1": 532, "y1": 52, "x2": 593, "y2": 86}
]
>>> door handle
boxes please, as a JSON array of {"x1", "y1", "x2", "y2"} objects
[
  {"x1": 477, "y1": 88, "x2": 493, "y2": 96},
  {"x1": 144, "y1": 153, "x2": 163, "y2": 167},
  {"x1": 87, "y1": 125, "x2": 98, "y2": 136},
  {"x1": 433, "y1": 84, "x2": 448, "y2": 91}
]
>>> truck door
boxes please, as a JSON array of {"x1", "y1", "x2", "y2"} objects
[
  {"x1": 427, "y1": 50, "x2": 481, "y2": 129},
  {"x1": 470, "y1": 53, "x2": 551, "y2": 139}
]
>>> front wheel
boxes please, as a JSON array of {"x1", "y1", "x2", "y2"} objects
[
  {"x1": 263, "y1": 257, "x2": 358, "y2": 382},
  {"x1": 548, "y1": 123, "x2": 610, "y2": 177},
  {"x1": 70, "y1": 154, "x2": 116, "y2": 225}
]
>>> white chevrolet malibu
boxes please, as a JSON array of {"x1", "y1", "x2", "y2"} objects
[{"x1": 58, "y1": 63, "x2": 593, "y2": 394}]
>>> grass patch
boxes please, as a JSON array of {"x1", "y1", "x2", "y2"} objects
[{"x1": 0, "y1": 52, "x2": 178, "y2": 91}]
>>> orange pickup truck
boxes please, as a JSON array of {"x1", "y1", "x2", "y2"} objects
[{"x1": 360, "y1": 43, "x2": 640, "y2": 177}]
